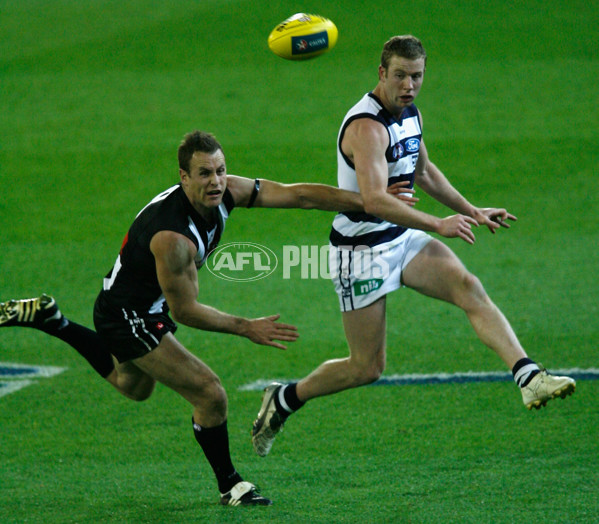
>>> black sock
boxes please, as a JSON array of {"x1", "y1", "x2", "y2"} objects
[
  {"x1": 192, "y1": 418, "x2": 242, "y2": 494},
  {"x1": 45, "y1": 319, "x2": 115, "y2": 378},
  {"x1": 512, "y1": 357, "x2": 540, "y2": 387},
  {"x1": 274, "y1": 383, "x2": 305, "y2": 421}
]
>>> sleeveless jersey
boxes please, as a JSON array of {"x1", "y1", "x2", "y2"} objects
[
  {"x1": 329, "y1": 92, "x2": 422, "y2": 248},
  {"x1": 100, "y1": 184, "x2": 235, "y2": 314}
]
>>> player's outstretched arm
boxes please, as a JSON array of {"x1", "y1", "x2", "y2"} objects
[
  {"x1": 150, "y1": 230, "x2": 298, "y2": 349},
  {"x1": 227, "y1": 174, "x2": 365, "y2": 211},
  {"x1": 414, "y1": 132, "x2": 517, "y2": 234},
  {"x1": 227, "y1": 175, "x2": 417, "y2": 211}
]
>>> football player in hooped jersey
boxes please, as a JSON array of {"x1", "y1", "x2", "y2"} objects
[
  {"x1": 0, "y1": 130, "x2": 414, "y2": 507},
  {"x1": 252, "y1": 35, "x2": 576, "y2": 458}
]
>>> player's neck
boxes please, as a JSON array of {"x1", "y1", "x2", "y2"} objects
[
  {"x1": 195, "y1": 204, "x2": 217, "y2": 224},
  {"x1": 372, "y1": 85, "x2": 405, "y2": 121},
  {"x1": 182, "y1": 187, "x2": 218, "y2": 224}
]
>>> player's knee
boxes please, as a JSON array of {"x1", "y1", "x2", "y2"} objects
[
  {"x1": 359, "y1": 369, "x2": 382, "y2": 386},
  {"x1": 465, "y1": 271, "x2": 484, "y2": 293},
  {"x1": 365, "y1": 361, "x2": 384, "y2": 384},
  {"x1": 455, "y1": 271, "x2": 487, "y2": 308},
  {"x1": 193, "y1": 375, "x2": 227, "y2": 412},
  {"x1": 115, "y1": 374, "x2": 155, "y2": 401},
  {"x1": 350, "y1": 357, "x2": 384, "y2": 386},
  {"x1": 129, "y1": 388, "x2": 154, "y2": 402},
  {"x1": 122, "y1": 381, "x2": 155, "y2": 402}
]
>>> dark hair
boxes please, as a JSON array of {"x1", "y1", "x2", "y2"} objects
[
  {"x1": 178, "y1": 130, "x2": 223, "y2": 172},
  {"x1": 381, "y1": 35, "x2": 427, "y2": 69}
]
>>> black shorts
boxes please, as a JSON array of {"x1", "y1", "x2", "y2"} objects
[{"x1": 93, "y1": 292, "x2": 177, "y2": 363}]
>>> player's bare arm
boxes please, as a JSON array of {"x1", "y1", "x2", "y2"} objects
[
  {"x1": 346, "y1": 118, "x2": 478, "y2": 243},
  {"x1": 226, "y1": 175, "x2": 416, "y2": 211},
  {"x1": 150, "y1": 230, "x2": 298, "y2": 349},
  {"x1": 414, "y1": 140, "x2": 513, "y2": 234},
  {"x1": 414, "y1": 112, "x2": 516, "y2": 233},
  {"x1": 386, "y1": 180, "x2": 419, "y2": 206},
  {"x1": 226, "y1": 175, "x2": 363, "y2": 210}
]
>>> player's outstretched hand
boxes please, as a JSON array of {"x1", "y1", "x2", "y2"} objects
[
  {"x1": 437, "y1": 215, "x2": 479, "y2": 244},
  {"x1": 246, "y1": 314, "x2": 299, "y2": 350},
  {"x1": 473, "y1": 208, "x2": 517, "y2": 233},
  {"x1": 387, "y1": 180, "x2": 419, "y2": 207}
]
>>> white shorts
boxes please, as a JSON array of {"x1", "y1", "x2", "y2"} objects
[{"x1": 329, "y1": 229, "x2": 433, "y2": 311}]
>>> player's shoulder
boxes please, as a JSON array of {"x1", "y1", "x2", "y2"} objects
[
  {"x1": 135, "y1": 184, "x2": 182, "y2": 220},
  {"x1": 130, "y1": 185, "x2": 187, "y2": 238},
  {"x1": 150, "y1": 229, "x2": 197, "y2": 262},
  {"x1": 342, "y1": 92, "x2": 381, "y2": 120},
  {"x1": 341, "y1": 117, "x2": 388, "y2": 160},
  {"x1": 345, "y1": 114, "x2": 388, "y2": 141},
  {"x1": 343, "y1": 92, "x2": 389, "y2": 126},
  {"x1": 225, "y1": 174, "x2": 251, "y2": 192},
  {"x1": 226, "y1": 174, "x2": 255, "y2": 207}
]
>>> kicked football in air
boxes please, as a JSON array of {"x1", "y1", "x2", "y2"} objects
[{"x1": 268, "y1": 13, "x2": 338, "y2": 60}]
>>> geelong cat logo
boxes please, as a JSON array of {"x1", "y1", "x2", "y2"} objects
[
  {"x1": 207, "y1": 242, "x2": 278, "y2": 282},
  {"x1": 392, "y1": 143, "x2": 404, "y2": 160}
]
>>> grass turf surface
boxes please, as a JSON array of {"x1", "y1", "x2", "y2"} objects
[{"x1": 1, "y1": 0, "x2": 597, "y2": 522}]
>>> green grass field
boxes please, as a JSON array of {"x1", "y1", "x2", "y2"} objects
[{"x1": 1, "y1": 0, "x2": 598, "y2": 522}]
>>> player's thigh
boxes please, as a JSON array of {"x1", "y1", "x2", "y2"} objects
[
  {"x1": 131, "y1": 332, "x2": 222, "y2": 402},
  {"x1": 342, "y1": 296, "x2": 387, "y2": 368},
  {"x1": 401, "y1": 238, "x2": 471, "y2": 303}
]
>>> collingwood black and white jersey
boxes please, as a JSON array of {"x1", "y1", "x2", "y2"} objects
[
  {"x1": 100, "y1": 184, "x2": 234, "y2": 314},
  {"x1": 329, "y1": 92, "x2": 422, "y2": 248}
]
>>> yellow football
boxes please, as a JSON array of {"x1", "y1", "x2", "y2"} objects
[{"x1": 268, "y1": 13, "x2": 338, "y2": 61}]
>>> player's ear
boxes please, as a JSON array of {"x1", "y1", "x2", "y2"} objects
[{"x1": 179, "y1": 168, "x2": 189, "y2": 184}]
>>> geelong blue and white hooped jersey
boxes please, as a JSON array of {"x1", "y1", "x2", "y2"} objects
[
  {"x1": 100, "y1": 184, "x2": 234, "y2": 315},
  {"x1": 329, "y1": 92, "x2": 422, "y2": 248}
]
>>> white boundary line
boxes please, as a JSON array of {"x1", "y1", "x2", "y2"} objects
[{"x1": 238, "y1": 368, "x2": 599, "y2": 391}]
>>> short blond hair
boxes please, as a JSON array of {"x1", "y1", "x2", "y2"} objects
[{"x1": 381, "y1": 35, "x2": 427, "y2": 69}]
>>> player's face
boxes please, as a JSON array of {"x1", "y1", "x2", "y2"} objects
[
  {"x1": 180, "y1": 149, "x2": 227, "y2": 216},
  {"x1": 378, "y1": 56, "x2": 425, "y2": 116}
]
